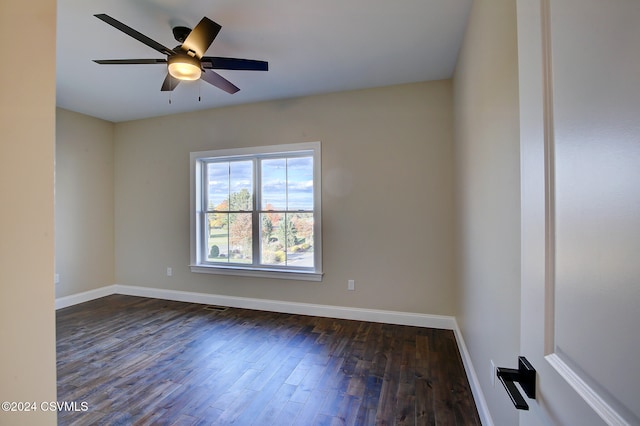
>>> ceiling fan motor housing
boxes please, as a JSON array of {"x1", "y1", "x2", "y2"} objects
[{"x1": 172, "y1": 26, "x2": 192, "y2": 43}]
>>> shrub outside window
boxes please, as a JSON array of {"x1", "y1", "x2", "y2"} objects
[{"x1": 190, "y1": 142, "x2": 322, "y2": 281}]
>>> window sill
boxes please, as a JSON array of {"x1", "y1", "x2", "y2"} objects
[{"x1": 190, "y1": 265, "x2": 323, "y2": 282}]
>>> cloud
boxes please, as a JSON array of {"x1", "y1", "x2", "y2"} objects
[{"x1": 288, "y1": 180, "x2": 313, "y2": 191}]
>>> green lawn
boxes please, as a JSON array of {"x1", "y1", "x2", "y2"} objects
[
  {"x1": 206, "y1": 228, "x2": 251, "y2": 264},
  {"x1": 206, "y1": 227, "x2": 313, "y2": 266}
]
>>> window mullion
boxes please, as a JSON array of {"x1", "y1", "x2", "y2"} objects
[
  {"x1": 200, "y1": 161, "x2": 209, "y2": 263},
  {"x1": 226, "y1": 162, "x2": 231, "y2": 263},
  {"x1": 284, "y1": 159, "x2": 288, "y2": 265},
  {"x1": 253, "y1": 158, "x2": 260, "y2": 265}
]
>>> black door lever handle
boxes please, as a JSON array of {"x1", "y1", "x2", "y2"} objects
[{"x1": 497, "y1": 357, "x2": 536, "y2": 410}]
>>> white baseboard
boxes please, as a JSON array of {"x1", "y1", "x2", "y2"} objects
[
  {"x1": 56, "y1": 284, "x2": 455, "y2": 329},
  {"x1": 55, "y1": 285, "x2": 118, "y2": 310},
  {"x1": 453, "y1": 320, "x2": 494, "y2": 426},
  {"x1": 113, "y1": 284, "x2": 457, "y2": 330},
  {"x1": 56, "y1": 284, "x2": 491, "y2": 425}
]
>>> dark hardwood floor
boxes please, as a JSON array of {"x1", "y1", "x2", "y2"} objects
[{"x1": 56, "y1": 295, "x2": 480, "y2": 425}]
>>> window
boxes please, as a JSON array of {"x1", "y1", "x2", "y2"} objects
[{"x1": 190, "y1": 142, "x2": 322, "y2": 281}]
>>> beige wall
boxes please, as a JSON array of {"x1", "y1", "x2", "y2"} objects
[
  {"x1": 56, "y1": 108, "x2": 115, "y2": 298},
  {"x1": 114, "y1": 81, "x2": 456, "y2": 315},
  {"x1": 0, "y1": 0, "x2": 58, "y2": 423},
  {"x1": 452, "y1": 0, "x2": 521, "y2": 424}
]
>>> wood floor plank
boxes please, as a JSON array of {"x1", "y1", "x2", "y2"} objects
[
  {"x1": 292, "y1": 388, "x2": 329, "y2": 425},
  {"x1": 252, "y1": 382, "x2": 297, "y2": 425},
  {"x1": 272, "y1": 400, "x2": 304, "y2": 426},
  {"x1": 56, "y1": 295, "x2": 480, "y2": 425}
]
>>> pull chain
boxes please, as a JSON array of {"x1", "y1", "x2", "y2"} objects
[{"x1": 167, "y1": 78, "x2": 204, "y2": 104}]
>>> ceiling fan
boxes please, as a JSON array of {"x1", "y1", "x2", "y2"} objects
[{"x1": 93, "y1": 14, "x2": 268, "y2": 94}]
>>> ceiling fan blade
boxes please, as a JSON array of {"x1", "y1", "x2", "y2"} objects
[
  {"x1": 200, "y1": 70, "x2": 240, "y2": 94},
  {"x1": 181, "y1": 17, "x2": 221, "y2": 58},
  {"x1": 94, "y1": 14, "x2": 175, "y2": 56},
  {"x1": 93, "y1": 59, "x2": 167, "y2": 65},
  {"x1": 161, "y1": 73, "x2": 181, "y2": 91},
  {"x1": 201, "y1": 57, "x2": 268, "y2": 71}
]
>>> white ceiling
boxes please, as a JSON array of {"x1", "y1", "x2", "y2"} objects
[{"x1": 56, "y1": 0, "x2": 472, "y2": 123}]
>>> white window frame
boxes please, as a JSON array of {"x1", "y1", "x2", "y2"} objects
[{"x1": 190, "y1": 142, "x2": 322, "y2": 281}]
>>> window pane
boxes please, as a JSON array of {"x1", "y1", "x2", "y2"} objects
[
  {"x1": 207, "y1": 213, "x2": 229, "y2": 262},
  {"x1": 207, "y1": 162, "x2": 229, "y2": 211},
  {"x1": 228, "y1": 213, "x2": 252, "y2": 263},
  {"x1": 260, "y1": 212, "x2": 314, "y2": 267},
  {"x1": 229, "y1": 161, "x2": 253, "y2": 211},
  {"x1": 261, "y1": 158, "x2": 286, "y2": 210},
  {"x1": 287, "y1": 157, "x2": 314, "y2": 211},
  {"x1": 260, "y1": 212, "x2": 285, "y2": 265},
  {"x1": 286, "y1": 213, "x2": 314, "y2": 267}
]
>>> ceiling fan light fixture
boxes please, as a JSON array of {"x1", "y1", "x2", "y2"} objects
[{"x1": 168, "y1": 54, "x2": 201, "y2": 81}]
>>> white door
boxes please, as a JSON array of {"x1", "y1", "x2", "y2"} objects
[{"x1": 518, "y1": 0, "x2": 640, "y2": 425}]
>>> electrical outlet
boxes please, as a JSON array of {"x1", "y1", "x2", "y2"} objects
[
  {"x1": 54, "y1": 274, "x2": 60, "y2": 285},
  {"x1": 166, "y1": 267, "x2": 173, "y2": 277},
  {"x1": 348, "y1": 279, "x2": 355, "y2": 291},
  {"x1": 490, "y1": 360, "x2": 497, "y2": 387}
]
